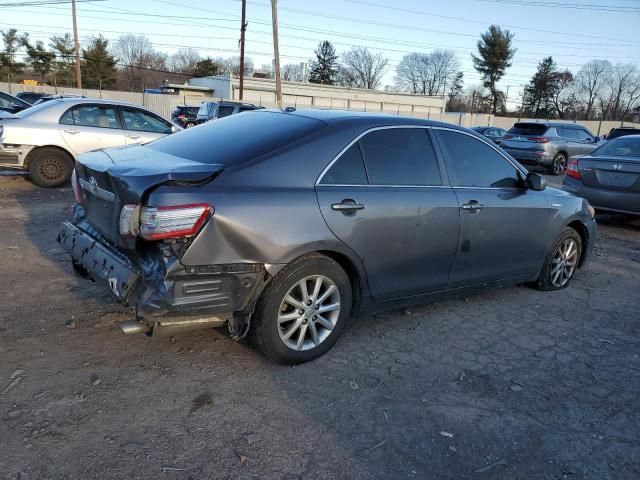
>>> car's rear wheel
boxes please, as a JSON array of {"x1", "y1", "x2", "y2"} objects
[
  {"x1": 548, "y1": 152, "x2": 567, "y2": 175},
  {"x1": 533, "y1": 227, "x2": 582, "y2": 291},
  {"x1": 28, "y1": 148, "x2": 74, "y2": 187},
  {"x1": 250, "y1": 254, "x2": 352, "y2": 364}
]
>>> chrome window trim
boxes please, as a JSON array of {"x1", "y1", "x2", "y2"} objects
[
  {"x1": 315, "y1": 125, "x2": 444, "y2": 187},
  {"x1": 431, "y1": 125, "x2": 529, "y2": 178}
]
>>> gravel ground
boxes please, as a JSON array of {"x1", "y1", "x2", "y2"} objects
[{"x1": 0, "y1": 175, "x2": 638, "y2": 480}]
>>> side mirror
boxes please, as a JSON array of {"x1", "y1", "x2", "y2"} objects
[
  {"x1": 594, "y1": 136, "x2": 600, "y2": 142},
  {"x1": 526, "y1": 172, "x2": 546, "y2": 191}
]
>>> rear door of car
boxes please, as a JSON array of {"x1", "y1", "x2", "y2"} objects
[
  {"x1": 58, "y1": 103, "x2": 126, "y2": 155},
  {"x1": 119, "y1": 106, "x2": 173, "y2": 144},
  {"x1": 315, "y1": 126, "x2": 460, "y2": 300},
  {"x1": 434, "y1": 127, "x2": 550, "y2": 287}
]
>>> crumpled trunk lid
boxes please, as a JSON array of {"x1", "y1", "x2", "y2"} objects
[{"x1": 75, "y1": 144, "x2": 223, "y2": 249}]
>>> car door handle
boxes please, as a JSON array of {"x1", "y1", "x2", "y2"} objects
[
  {"x1": 127, "y1": 134, "x2": 141, "y2": 139},
  {"x1": 461, "y1": 201, "x2": 485, "y2": 211},
  {"x1": 63, "y1": 129, "x2": 79, "y2": 135},
  {"x1": 331, "y1": 199, "x2": 365, "y2": 211}
]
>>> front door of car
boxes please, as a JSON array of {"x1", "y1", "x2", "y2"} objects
[
  {"x1": 576, "y1": 128, "x2": 599, "y2": 155},
  {"x1": 315, "y1": 127, "x2": 460, "y2": 300},
  {"x1": 119, "y1": 107, "x2": 174, "y2": 144},
  {"x1": 58, "y1": 104, "x2": 126, "y2": 155},
  {"x1": 434, "y1": 128, "x2": 550, "y2": 288}
]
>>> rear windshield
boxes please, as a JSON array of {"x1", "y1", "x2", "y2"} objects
[
  {"x1": 147, "y1": 111, "x2": 326, "y2": 166},
  {"x1": 608, "y1": 129, "x2": 639, "y2": 139},
  {"x1": 508, "y1": 123, "x2": 548, "y2": 136},
  {"x1": 593, "y1": 136, "x2": 640, "y2": 157}
]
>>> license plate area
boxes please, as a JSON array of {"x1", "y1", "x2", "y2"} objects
[
  {"x1": 58, "y1": 222, "x2": 140, "y2": 301},
  {"x1": 595, "y1": 170, "x2": 637, "y2": 189}
]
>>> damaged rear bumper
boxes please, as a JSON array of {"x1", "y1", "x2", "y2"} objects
[{"x1": 57, "y1": 221, "x2": 267, "y2": 337}]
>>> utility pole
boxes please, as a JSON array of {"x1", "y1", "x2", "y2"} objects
[
  {"x1": 71, "y1": 0, "x2": 82, "y2": 88},
  {"x1": 239, "y1": 0, "x2": 247, "y2": 100},
  {"x1": 271, "y1": 0, "x2": 282, "y2": 108}
]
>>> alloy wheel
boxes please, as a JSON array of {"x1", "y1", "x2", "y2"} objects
[
  {"x1": 277, "y1": 275, "x2": 341, "y2": 351},
  {"x1": 550, "y1": 238, "x2": 578, "y2": 287},
  {"x1": 553, "y1": 154, "x2": 567, "y2": 175}
]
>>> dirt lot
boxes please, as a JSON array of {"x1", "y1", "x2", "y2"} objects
[{"x1": 0, "y1": 174, "x2": 638, "y2": 480}]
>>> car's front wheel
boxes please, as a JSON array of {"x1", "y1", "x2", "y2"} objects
[
  {"x1": 548, "y1": 152, "x2": 567, "y2": 175},
  {"x1": 250, "y1": 254, "x2": 352, "y2": 364},
  {"x1": 533, "y1": 227, "x2": 582, "y2": 291}
]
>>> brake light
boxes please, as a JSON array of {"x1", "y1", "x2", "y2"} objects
[
  {"x1": 177, "y1": 114, "x2": 186, "y2": 119},
  {"x1": 566, "y1": 158, "x2": 581, "y2": 179},
  {"x1": 528, "y1": 137, "x2": 549, "y2": 143},
  {"x1": 138, "y1": 203, "x2": 212, "y2": 240},
  {"x1": 71, "y1": 169, "x2": 84, "y2": 204}
]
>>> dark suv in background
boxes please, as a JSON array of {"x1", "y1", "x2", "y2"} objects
[
  {"x1": 500, "y1": 122, "x2": 600, "y2": 175},
  {"x1": 196, "y1": 101, "x2": 263, "y2": 124},
  {"x1": 171, "y1": 105, "x2": 199, "y2": 128}
]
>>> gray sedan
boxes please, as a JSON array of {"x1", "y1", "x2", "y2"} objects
[
  {"x1": 563, "y1": 135, "x2": 640, "y2": 216},
  {"x1": 0, "y1": 97, "x2": 180, "y2": 187},
  {"x1": 58, "y1": 110, "x2": 597, "y2": 364}
]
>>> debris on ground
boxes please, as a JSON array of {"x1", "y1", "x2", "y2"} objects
[
  {"x1": 474, "y1": 458, "x2": 507, "y2": 473},
  {"x1": 440, "y1": 431, "x2": 454, "y2": 438}
]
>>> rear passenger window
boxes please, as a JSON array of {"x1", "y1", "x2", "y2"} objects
[
  {"x1": 59, "y1": 105, "x2": 119, "y2": 129},
  {"x1": 320, "y1": 143, "x2": 367, "y2": 185},
  {"x1": 436, "y1": 130, "x2": 520, "y2": 188},
  {"x1": 358, "y1": 128, "x2": 442, "y2": 186},
  {"x1": 217, "y1": 106, "x2": 235, "y2": 118}
]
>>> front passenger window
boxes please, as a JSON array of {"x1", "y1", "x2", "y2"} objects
[
  {"x1": 59, "y1": 105, "x2": 119, "y2": 129},
  {"x1": 121, "y1": 108, "x2": 171, "y2": 133},
  {"x1": 436, "y1": 130, "x2": 520, "y2": 188}
]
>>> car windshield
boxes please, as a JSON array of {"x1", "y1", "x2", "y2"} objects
[
  {"x1": 147, "y1": 111, "x2": 326, "y2": 166},
  {"x1": 592, "y1": 136, "x2": 640, "y2": 157},
  {"x1": 508, "y1": 123, "x2": 548, "y2": 136}
]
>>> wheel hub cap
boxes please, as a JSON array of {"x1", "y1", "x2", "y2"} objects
[
  {"x1": 277, "y1": 275, "x2": 341, "y2": 351},
  {"x1": 550, "y1": 239, "x2": 578, "y2": 287}
]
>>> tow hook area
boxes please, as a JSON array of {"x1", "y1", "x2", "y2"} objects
[{"x1": 118, "y1": 315, "x2": 228, "y2": 337}]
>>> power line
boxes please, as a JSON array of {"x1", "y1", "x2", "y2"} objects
[
  {"x1": 345, "y1": 0, "x2": 639, "y2": 46},
  {"x1": 0, "y1": 0, "x2": 103, "y2": 6},
  {"x1": 475, "y1": 0, "x2": 640, "y2": 13}
]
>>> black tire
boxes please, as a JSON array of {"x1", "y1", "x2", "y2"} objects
[
  {"x1": 28, "y1": 148, "x2": 74, "y2": 188},
  {"x1": 250, "y1": 253, "x2": 352, "y2": 365},
  {"x1": 533, "y1": 227, "x2": 582, "y2": 291},
  {"x1": 547, "y1": 152, "x2": 567, "y2": 175}
]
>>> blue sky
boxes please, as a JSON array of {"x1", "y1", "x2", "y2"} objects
[{"x1": 1, "y1": 0, "x2": 639, "y2": 107}]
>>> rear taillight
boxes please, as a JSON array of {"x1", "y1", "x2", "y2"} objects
[
  {"x1": 71, "y1": 169, "x2": 84, "y2": 204},
  {"x1": 177, "y1": 114, "x2": 186, "y2": 119},
  {"x1": 566, "y1": 158, "x2": 581, "y2": 179},
  {"x1": 528, "y1": 137, "x2": 549, "y2": 143},
  {"x1": 138, "y1": 203, "x2": 212, "y2": 240}
]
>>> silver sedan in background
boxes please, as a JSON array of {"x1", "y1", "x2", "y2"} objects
[{"x1": 0, "y1": 97, "x2": 180, "y2": 187}]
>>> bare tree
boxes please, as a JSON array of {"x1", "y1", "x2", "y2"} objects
[
  {"x1": 169, "y1": 48, "x2": 201, "y2": 74},
  {"x1": 575, "y1": 60, "x2": 612, "y2": 119},
  {"x1": 606, "y1": 63, "x2": 639, "y2": 120},
  {"x1": 112, "y1": 34, "x2": 168, "y2": 90},
  {"x1": 282, "y1": 63, "x2": 307, "y2": 82},
  {"x1": 551, "y1": 70, "x2": 575, "y2": 119},
  {"x1": 339, "y1": 47, "x2": 388, "y2": 90},
  {"x1": 395, "y1": 50, "x2": 458, "y2": 96}
]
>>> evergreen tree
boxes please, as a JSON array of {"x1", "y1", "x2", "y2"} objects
[
  {"x1": 0, "y1": 29, "x2": 27, "y2": 83},
  {"x1": 24, "y1": 39, "x2": 56, "y2": 80},
  {"x1": 50, "y1": 33, "x2": 75, "y2": 86},
  {"x1": 81, "y1": 36, "x2": 117, "y2": 89},
  {"x1": 193, "y1": 57, "x2": 223, "y2": 77},
  {"x1": 472, "y1": 25, "x2": 516, "y2": 114},
  {"x1": 522, "y1": 57, "x2": 560, "y2": 118},
  {"x1": 308, "y1": 41, "x2": 338, "y2": 85}
]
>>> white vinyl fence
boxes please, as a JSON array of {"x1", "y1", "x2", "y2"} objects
[{"x1": 2, "y1": 82, "x2": 638, "y2": 135}]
